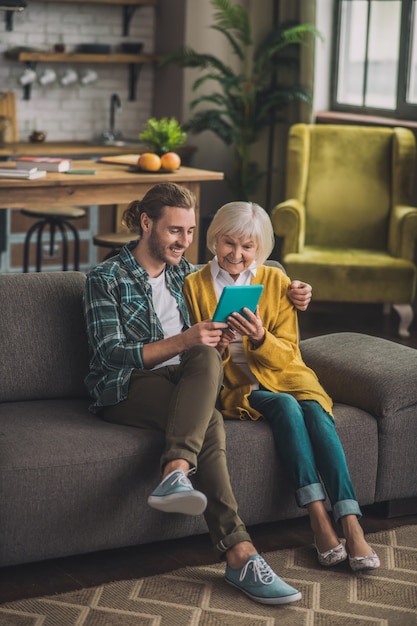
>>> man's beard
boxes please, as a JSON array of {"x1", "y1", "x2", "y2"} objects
[{"x1": 148, "y1": 228, "x2": 183, "y2": 265}]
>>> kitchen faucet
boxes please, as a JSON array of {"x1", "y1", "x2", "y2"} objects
[
  {"x1": 100, "y1": 93, "x2": 122, "y2": 144},
  {"x1": 109, "y1": 93, "x2": 121, "y2": 137}
]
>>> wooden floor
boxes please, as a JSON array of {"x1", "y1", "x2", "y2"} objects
[{"x1": 1, "y1": 301, "x2": 416, "y2": 605}]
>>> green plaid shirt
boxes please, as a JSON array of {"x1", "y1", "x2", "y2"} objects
[{"x1": 83, "y1": 242, "x2": 195, "y2": 412}]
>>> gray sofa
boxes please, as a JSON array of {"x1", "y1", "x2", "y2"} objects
[{"x1": 1, "y1": 271, "x2": 416, "y2": 568}]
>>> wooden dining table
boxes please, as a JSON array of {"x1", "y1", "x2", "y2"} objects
[{"x1": 0, "y1": 160, "x2": 224, "y2": 264}]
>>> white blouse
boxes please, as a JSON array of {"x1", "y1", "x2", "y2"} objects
[{"x1": 210, "y1": 257, "x2": 259, "y2": 389}]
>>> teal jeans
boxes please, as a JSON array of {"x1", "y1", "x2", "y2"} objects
[
  {"x1": 249, "y1": 391, "x2": 361, "y2": 522},
  {"x1": 102, "y1": 344, "x2": 252, "y2": 558}
]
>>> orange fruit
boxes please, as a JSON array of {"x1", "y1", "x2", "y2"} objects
[
  {"x1": 161, "y1": 152, "x2": 181, "y2": 171},
  {"x1": 137, "y1": 153, "x2": 161, "y2": 171}
]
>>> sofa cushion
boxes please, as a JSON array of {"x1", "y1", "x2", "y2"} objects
[
  {"x1": 0, "y1": 398, "x2": 208, "y2": 566},
  {"x1": 0, "y1": 396, "x2": 378, "y2": 567},
  {"x1": 301, "y1": 332, "x2": 417, "y2": 501},
  {"x1": 0, "y1": 271, "x2": 89, "y2": 402},
  {"x1": 300, "y1": 332, "x2": 417, "y2": 417}
]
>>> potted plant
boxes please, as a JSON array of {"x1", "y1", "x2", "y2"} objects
[
  {"x1": 139, "y1": 117, "x2": 187, "y2": 156},
  {"x1": 161, "y1": 0, "x2": 321, "y2": 201}
]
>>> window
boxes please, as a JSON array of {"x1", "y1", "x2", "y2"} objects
[{"x1": 332, "y1": 0, "x2": 417, "y2": 119}]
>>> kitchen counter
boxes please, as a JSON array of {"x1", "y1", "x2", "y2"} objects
[
  {"x1": 0, "y1": 142, "x2": 197, "y2": 161},
  {"x1": 0, "y1": 160, "x2": 222, "y2": 265}
]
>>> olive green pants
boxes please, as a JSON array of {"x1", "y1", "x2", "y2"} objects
[{"x1": 102, "y1": 344, "x2": 251, "y2": 558}]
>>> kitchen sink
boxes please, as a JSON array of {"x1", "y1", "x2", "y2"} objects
[{"x1": 94, "y1": 137, "x2": 142, "y2": 147}]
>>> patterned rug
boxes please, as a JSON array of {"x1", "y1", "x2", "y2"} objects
[{"x1": 1, "y1": 525, "x2": 416, "y2": 626}]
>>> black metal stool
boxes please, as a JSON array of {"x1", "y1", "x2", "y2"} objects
[
  {"x1": 92, "y1": 202, "x2": 136, "y2": 261},
  {"x1": 22, "y1": 206, "x2": 86, "y2": 272},
  {"x1": 93, "y1": 231, "x2": 136, "y2": 260}
]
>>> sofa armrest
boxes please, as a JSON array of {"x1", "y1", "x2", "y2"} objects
[
  {"x1": 270, "y1": 199, "x2": 305, "y2": 257},
  {"x1": 300, "y1": 332, "x2": 417, "y2": 418},
  {"x1": 388, "y1": 204, "x2": 417, "y2": 261}
]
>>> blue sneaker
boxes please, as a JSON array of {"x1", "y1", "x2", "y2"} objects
[
  {"x1": 147, "y1": 470, "x2": 207, "y2": 515},
  {"x1": 225, "y1": 554, "x2": 302, "y2": 605}
]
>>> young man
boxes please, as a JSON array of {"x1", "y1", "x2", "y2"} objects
[{"x1": 83, "y1": 182, "x2": 311, "y2": 606}]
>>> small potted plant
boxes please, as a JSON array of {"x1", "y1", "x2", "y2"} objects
[{"x1": 139, "y1": 117, "x2": 187, "y2": 156}]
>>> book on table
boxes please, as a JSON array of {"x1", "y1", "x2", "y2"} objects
[
  {"x1": 14, "y1": 157, "x2": 72, "y2": 172},
  {"x1": 0, "y1": 167, "x2": 47, "y2": 180}
]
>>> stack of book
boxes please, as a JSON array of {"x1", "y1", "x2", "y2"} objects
[
  {"x1": 14, "y1": 157, "x2": 72, "y2": 172},
  {"x1": 0, "y1": 157, "x2": 73, "y2": 180},
  {"x1": 0, "y1": 167, "x2": 47, "y2": 180}
]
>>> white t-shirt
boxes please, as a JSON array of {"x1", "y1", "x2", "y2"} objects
[{"x1": 149, "y1": 271, "x2": 183, "y2": 368}]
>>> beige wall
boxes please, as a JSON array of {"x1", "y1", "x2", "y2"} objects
[
  {"x1": 313, "y1": 0, "x2": 333, "y2": 113},
  {"x1": 154, "y1": 0, "x2": 319, "y2": 230},
  {"x1": 169, "y1": 0, "x2": 316, "y2": 214},
  {"x1": 183, "y1": 0, "x2": 237, "y2": 214}
]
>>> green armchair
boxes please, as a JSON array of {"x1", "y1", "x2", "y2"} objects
[{"x1": 271, "y1": 123, "x2": 417, "y2": 337}]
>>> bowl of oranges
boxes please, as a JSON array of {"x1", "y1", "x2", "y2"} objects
[{"x1": 136, "y1": 151, "x2": 181, "y2": 173}]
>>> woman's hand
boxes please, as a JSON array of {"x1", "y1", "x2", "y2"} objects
[
  {"x1": 228, "y1": 307, "x2": 265, "y2": 348},
  {"x1": 216, "y1": 328, "x2": 236, "y2": 357},
  {"x1": 288, "y1": 280, "x2": 312, "y2": 312}
]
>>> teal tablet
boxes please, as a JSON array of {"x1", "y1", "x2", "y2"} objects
[{"x1": 212, "y1": 285, "x2": 264, "y2": 323}]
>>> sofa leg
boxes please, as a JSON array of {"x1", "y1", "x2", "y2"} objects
[
  {"x1": 392, "y1": 304, "x2": 414, "y2": 338},
  {"x1": 385, "y1": 497, "x2": 417, "y2": 518}
]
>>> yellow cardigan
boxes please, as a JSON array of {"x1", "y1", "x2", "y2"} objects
[{"x1": 183, "y1": 263, "x2": 333, "y2": 420}]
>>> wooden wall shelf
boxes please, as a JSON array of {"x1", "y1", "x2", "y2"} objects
[
  {"x1": 38, "y1": 0, "x2": 158, "y2": 36},
  {"x1": 40, "y1": 0, "x2": 157, "y2": 5},
  {"x1": 18, "y1": 52, "x2": 158, "y2": 64},
  {"x1": 4, "y1": 0, "x2": 159, "y2": 99},
  {"x1": 7, "y1": 52, "x2": 159, "y2": 101},
  {"x1": 5, "y1": 0, "x2": 157, "y2": 35}
]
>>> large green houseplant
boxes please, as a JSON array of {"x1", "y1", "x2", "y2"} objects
[{"x1": 162, "y1": 0, "x2": 321, "y2": 200}]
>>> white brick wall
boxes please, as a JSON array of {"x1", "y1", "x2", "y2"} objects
[{"x1": 0, "y1": 0, "x2": 155, "y2": 142}]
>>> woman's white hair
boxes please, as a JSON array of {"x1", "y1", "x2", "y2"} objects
[{"x1": 206, "y1": 201, "x2": 275, "y2": 266}]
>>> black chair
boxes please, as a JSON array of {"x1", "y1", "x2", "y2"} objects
[
  {"x1": 22, "y1": 206, "x2": 86, "y2": 272},
  {"x1": 93, "y1": 231, "x2": 137, "y2": 260},
  {"x1": 92, "y1": 203, "x2": 137, "y2": 261}
]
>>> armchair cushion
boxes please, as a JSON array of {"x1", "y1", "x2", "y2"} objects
[
  {"x1": 301, "y1": 126, "x2": 393, "y2": 250},
  {"x1": 285, "y1": 247, "x2": 416, "y2": 303}
]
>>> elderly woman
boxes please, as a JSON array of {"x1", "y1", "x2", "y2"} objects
[{"x1": 183, "y1": 201, "x2": 380, "y2": 572}]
